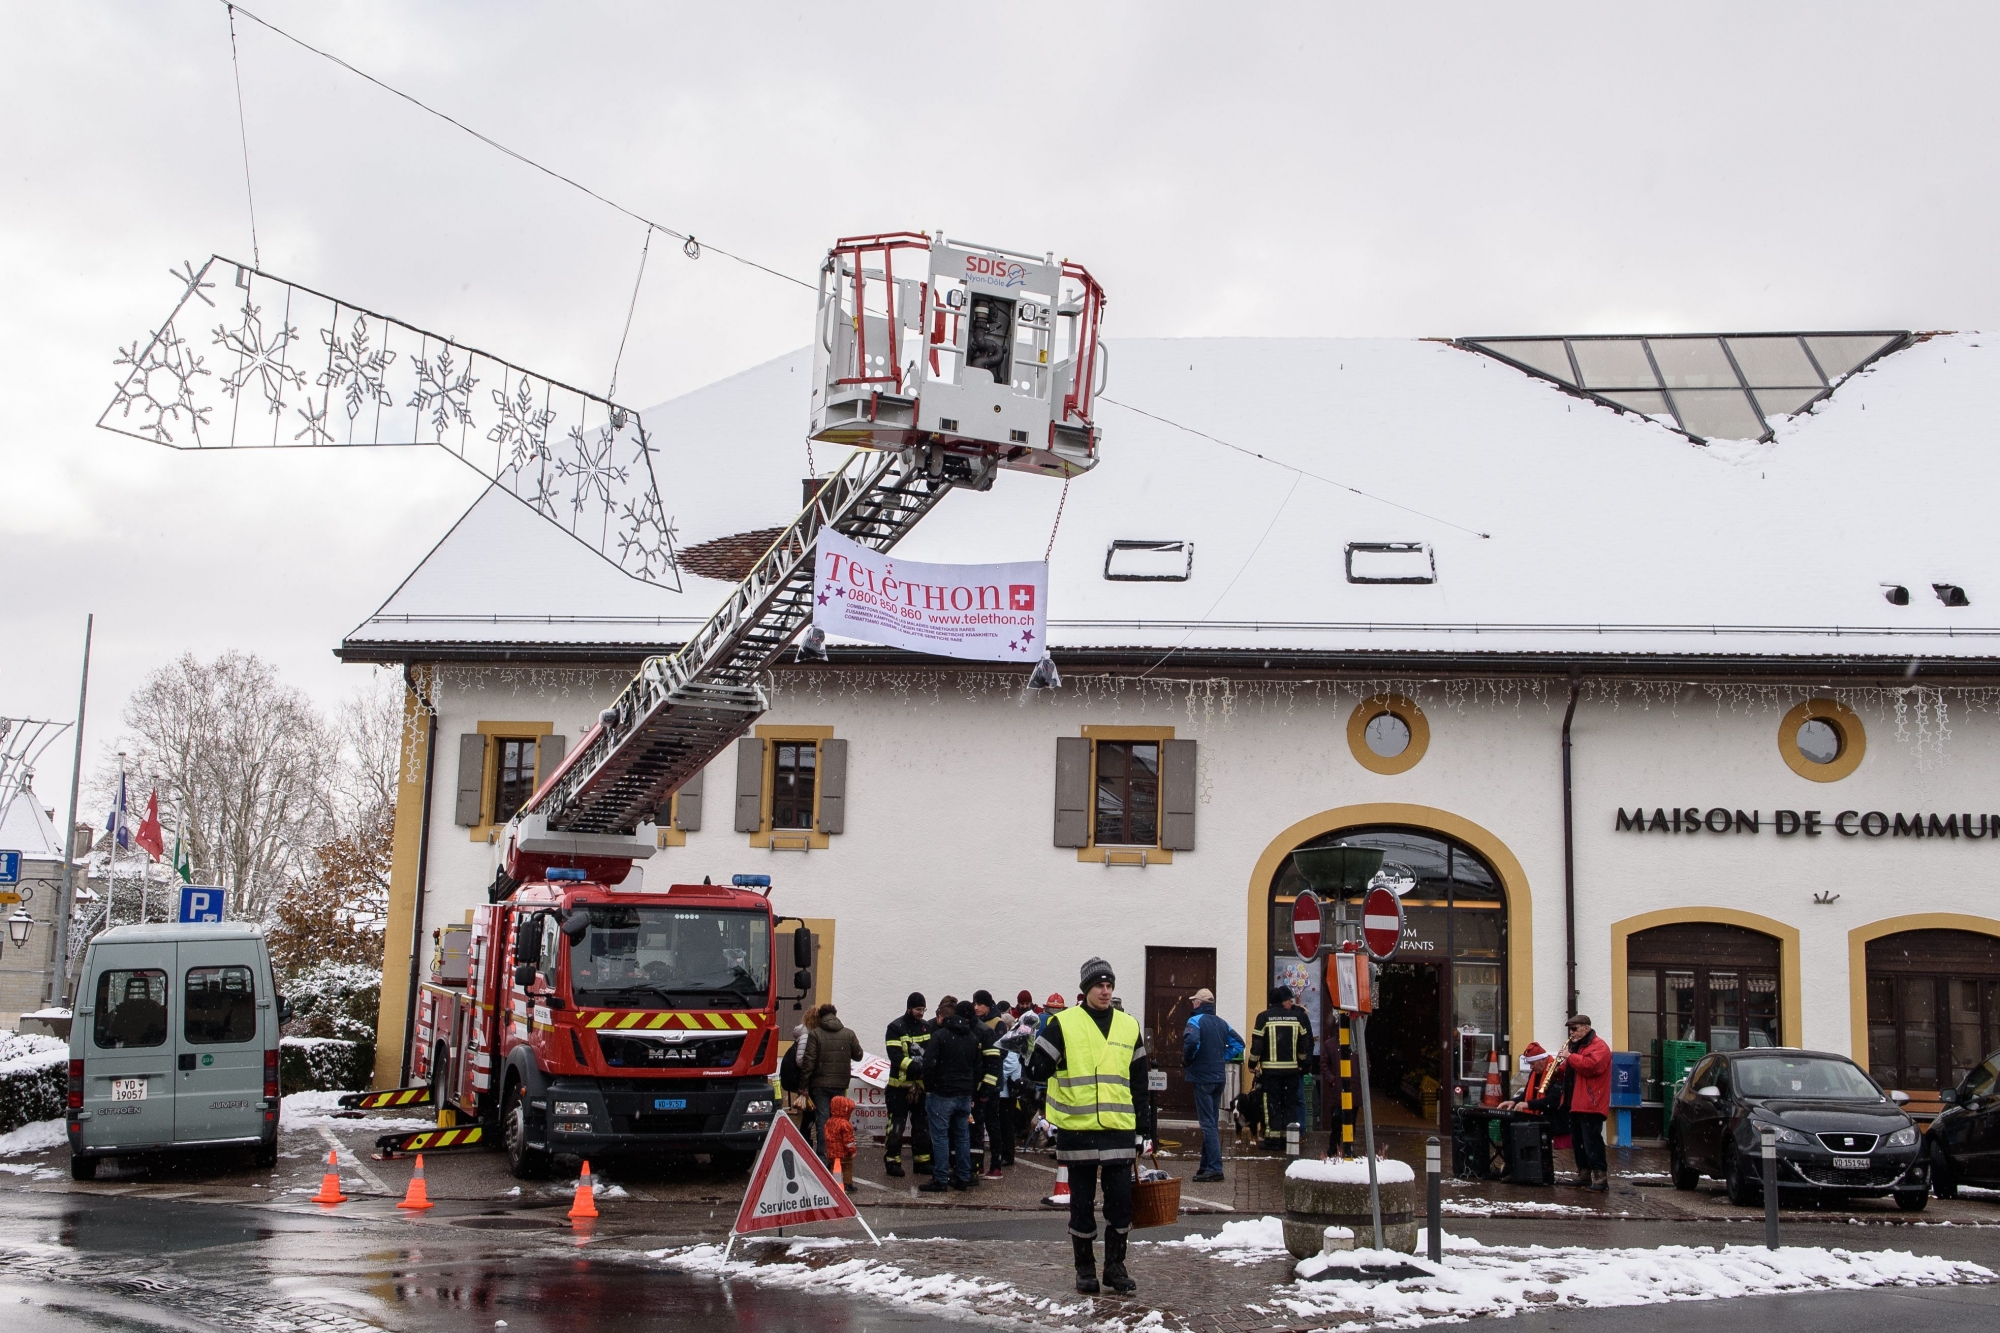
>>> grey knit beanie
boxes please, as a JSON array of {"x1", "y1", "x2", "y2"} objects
[{"x1": 1079, "y1": 956, "x2": 1116, "y2": 990}]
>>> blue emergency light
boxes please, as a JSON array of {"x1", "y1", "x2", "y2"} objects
[
  {"x1": 731, "y1": 874, "x2": 771, "y2": 888},
  {"x1": 546, "y1": 868, "x2": 588, "y2": 881}
]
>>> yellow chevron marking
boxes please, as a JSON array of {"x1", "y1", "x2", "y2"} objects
[
  {"x1": 736, "y1": 1013, "x2": 757, "y2": 1029},
  {"x1": 586, "y1": 1012, "x2": 610, "y2": 1029},
  {"x1": 705, "y1": 1013, "x2": 728, "y2": 1029},
  {"x1": 646, "y1": 1013, "x2": 671, "y2": 1030},
  {"x1": 616, "y1": 1012, "x2": 642, "y2": 1029},
  {"x1": 398, "y1": 1089, "x2": 422, "y2": 1105}
]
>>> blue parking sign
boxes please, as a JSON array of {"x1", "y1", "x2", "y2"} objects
[{"x1": 179, "y1": 885, "x2": 226, "y2": 923}]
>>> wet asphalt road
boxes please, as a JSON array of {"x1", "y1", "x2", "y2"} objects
[{"x1": 0, "y1": 1191, "x2": 941, "y2": 1333}]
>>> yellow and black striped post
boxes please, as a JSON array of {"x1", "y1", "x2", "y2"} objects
[{"x1": 1339, "y1": 1015, "x2": 1357, "y2": 1157}]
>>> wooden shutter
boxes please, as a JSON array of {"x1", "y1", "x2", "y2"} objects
[
  {"x1": 734, "y1": 738, "x2": 765, "y2": 832},
  {"x1": 817, "y1": 739, "x2": 848, "y2": 834},
  {"x1": 454, "y1": 734, "x2": 487, "y2": 826},
  {"x1": 1054, "y1": 736, "x2": 1091, "y2": 847},
  {"x1": 670, "y1": 769, "x2": 704, "y2": 831},
  {"x1": 1161, "y1": 738, "x2": 1197, "y2": 851},
  {"x1": 535, "y1": 734, "x2": 567, "y2": 784}
]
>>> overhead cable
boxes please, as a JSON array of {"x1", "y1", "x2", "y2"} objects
[{"x1": 218, "y1": 2, "x2": 814, "y2": 294}]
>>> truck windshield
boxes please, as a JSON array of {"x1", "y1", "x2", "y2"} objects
[{"x1": 568, "y1": 905, "x2": 769, "y2": 1009}]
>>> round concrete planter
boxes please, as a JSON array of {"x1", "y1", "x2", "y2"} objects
[{"x1": 1282, "y1": 1170, "x2": 1418, "y2": 1256}]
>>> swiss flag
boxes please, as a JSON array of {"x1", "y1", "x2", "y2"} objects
[
  {"x1": 134, "y1": 790, "x2": 165, "y2": 861},
  {"x1": 1009, "y1": 584, "x2": 1036, "y2": 611}
]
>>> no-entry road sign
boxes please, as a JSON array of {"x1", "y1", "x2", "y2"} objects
[
  {"x1": 1362, "y1": 886, "x2": 1403, "y2": 960},
  {"x1": 1292, "y1": 890, "x2": 1323, "y2": 959}
]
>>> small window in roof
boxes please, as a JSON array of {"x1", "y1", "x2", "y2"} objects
[
  {"x1": 1570, "y1": 339, "x2": 1658, "y2": 390},
  {"x1": 1670, "y1": 388, "x2": 1767, "y2": 441},
  {"x1": 1598, "y1": 390, "x2": 1669, "y2": 416},
  {"x1": 1346, "y1": 542, "x2": 1435, "y2": 585},
  {"x1": 1488, "y1": 339, "x2": 1576, "y2": 385},
  {"x1": 1726, "y1": 337, "x2": 1824, "y2": 388},
  {"x1": 1805, "y1": 334, "x2": 1901, "y2": 380},
  {"x1": 1648, "y1": 339, "x2": 1738, "y2": 389},
  {"x1": 1104, "y1": 539, "x2": 1193, "y2": 581}
]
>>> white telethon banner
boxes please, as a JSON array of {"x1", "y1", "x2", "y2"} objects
[{"x1": 813, "y1": 528, "x2": 1047, "y2": 664}]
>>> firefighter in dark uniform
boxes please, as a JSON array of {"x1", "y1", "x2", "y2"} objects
[
  {"x1": 1026, "y1": 957, "x2": 1153, "y2": 1296},
  {"x1": 883, "y1": 991, "x2": 933, "y2": 1178},
  {"x1": 1250, "y1": 986, "x2": 1313, "y2": 1151}
]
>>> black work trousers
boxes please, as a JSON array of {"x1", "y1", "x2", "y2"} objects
[
  {"x1": 1067, "y1": 1159, "x2": 1134, "y2": 1238},
  {"x1": 884, "y1": 1086, "x2": 932, "y2": 1170},
  {"x1": 1261, "y1": 1073, "x2": 1302, "y2": 1144},
  {"x1": 982, "y1": 1094, "x2": 1016, "y2": 1166},
  {"x1": 1571, "y1": 1111, "x2": 1607, "y2": 1174}
]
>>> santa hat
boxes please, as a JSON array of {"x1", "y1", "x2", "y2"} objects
[{"x1": 1519, "y1": 1042, "x2": 1552, "y2": 1071}]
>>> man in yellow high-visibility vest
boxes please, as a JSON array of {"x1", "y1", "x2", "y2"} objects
[{"x1": 1027, "y1": 956, "x2": 1154, "y2": 1295}]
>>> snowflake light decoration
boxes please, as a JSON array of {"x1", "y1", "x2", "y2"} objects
[{"x1": 99, "y1": 255, "x2": 680, "y2": 589}]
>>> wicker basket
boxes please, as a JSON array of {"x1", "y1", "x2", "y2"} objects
[{"x1": 1130, "y1": 1167, "x2": 1182, "y2": 1229}]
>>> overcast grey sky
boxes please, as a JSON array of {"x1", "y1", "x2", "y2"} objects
[{"x1": 5, "y1": 1, "x2": 1997, "y2": 820}]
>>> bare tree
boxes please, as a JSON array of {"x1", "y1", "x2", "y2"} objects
[{"x1": 111, "y1": 651, "x2": 334, "y2": 921}]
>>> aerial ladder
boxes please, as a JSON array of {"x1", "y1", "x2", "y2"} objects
[{"x1": 504, "y1": 232, "x2": 1106, "y2": 878}]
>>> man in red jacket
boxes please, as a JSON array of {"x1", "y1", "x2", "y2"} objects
[{"x1": 1562, "y1": 1014, "x2": 1612, "y2": 1191}]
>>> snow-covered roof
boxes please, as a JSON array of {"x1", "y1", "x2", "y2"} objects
[
  {"x1": 342, "y1": 333, "x2": 2000, "y2": 670},
  {"x1": 0, "y1": 777, "x2": 68, "y2": 863}
]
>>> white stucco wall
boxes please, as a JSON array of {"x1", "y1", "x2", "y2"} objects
[{"x1": 403, "y1": 670, "x2": 2000, "y2": 1071}]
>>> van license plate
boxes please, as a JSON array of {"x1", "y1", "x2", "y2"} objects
[
  {"x1": 1833, "y1": 1156, "x2": 1869, "y2": 1170},
  {"x1": 111, "y1": 1078, "x2": 147, "y2": 1101},
  {"x1": 654, "y1": 1098, "x2": 687, "y2": 1110}
]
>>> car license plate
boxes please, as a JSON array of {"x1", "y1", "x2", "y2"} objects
[
  {"x1": 1833, "y1": 1156, "x2": 1869, "y2": 1170},
  {"x1": 111, "y1": 1078, "x2": 147, "y2": 1102},
  {"x1": 654, "y1": 1098, "x2": 687, "y2": 1110}
]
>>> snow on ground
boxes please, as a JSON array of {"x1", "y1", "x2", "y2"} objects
[
  {"x1": 0, "y1": 1118, "x2": 66, "y2": 1155},
  {"x1": 1274, "y1": 1241, "x2": 1991, "y2": 1326},
  {"x1": 1287, "y1": 1157, "x2": 1415, "y2": 1185},
  {"x1": 1442, "y1": 1197, "x2": 1602, "y2": 1217},
  {"x1": 279, "y1": 1091, "x2": 432, "y2": 1133},
  {"x1": 659, "y1": 1242, "x2": 1094, "y2": 1324}
]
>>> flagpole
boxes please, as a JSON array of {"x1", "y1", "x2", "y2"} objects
[{"x1": 53, "y1": 614, "x2": 92, "y2": 1006}]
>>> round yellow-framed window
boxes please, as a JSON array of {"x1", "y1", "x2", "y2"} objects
[
  {"x1": 1346, "y1": 694, "x2": 1430, "y2": 775},
  {"x1": 1778, "y1": 698, "x2": 1865, "y2": 782}
]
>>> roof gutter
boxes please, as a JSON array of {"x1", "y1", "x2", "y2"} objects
[{"x1": 1561, "y1": 668, "x2": 1581, "y2": 1022}]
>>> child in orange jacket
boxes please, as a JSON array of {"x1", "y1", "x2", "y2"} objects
[{"x1": 822, "y1": 1094, "x2": 857, "y2": 1190}]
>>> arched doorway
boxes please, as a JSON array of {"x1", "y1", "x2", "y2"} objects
[
  {"x1": 1624, "y1": 922, "x2": 1782, "y2": 1102},
  {"x1": 1267, "y1": 825, "x2": 1508, "y2": 1135},
  {"x1": 1865, "y1": 929, "x2": 2000, "y2": 1091}
]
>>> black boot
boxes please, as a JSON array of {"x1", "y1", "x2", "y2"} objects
[
  {"x1": 1071, "y1": 1235, "x2": 1099, "y2": 1294},
  {"x1": 1102, "y1": 1230, "x2": 1136, "y2": 1294},
  {"x1": 885, "y1": 1160, "x2": 905, "y2": 1178}
]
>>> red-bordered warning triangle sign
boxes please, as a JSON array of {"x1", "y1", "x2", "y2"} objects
[{"x1": 729, "y1": 1112, "x2": 877, "y2": 1249}]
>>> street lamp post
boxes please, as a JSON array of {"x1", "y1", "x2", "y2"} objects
[{"x1": 7, "y1": 909, "x2": 32, "y2": 951}]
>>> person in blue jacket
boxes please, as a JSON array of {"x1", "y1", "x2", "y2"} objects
[{"x1": 1182, "y1": 987, "x2": 1241, "y2": 1183}]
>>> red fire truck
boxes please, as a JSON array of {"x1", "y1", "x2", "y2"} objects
[
  {"x1": 411, "y1": 865, "x2": 812, "y2": 1177},
  {"x1": 351, "y1": 232, "x2": 1104, "y2": 1175}
]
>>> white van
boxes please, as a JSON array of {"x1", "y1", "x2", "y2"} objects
[{"x1": 66, "y1": 923, "x2": 287, "y2": 1180}]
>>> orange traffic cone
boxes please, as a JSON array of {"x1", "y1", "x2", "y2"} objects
[
  {"x1": 1042, "y1": 1164, "x2": 1070, "y2": 1209},
  {"x1": 397, "y1": 1153, "x2": 435, "y2": 1210},
  {"x1": 310, "y1": 1149, "x2": 347, "y2": 1205},
  {"x1": 567, "y1": 1160, "x2": 600, "y2": 1221},
  {"x1": 1483, "y1": 1050, "x2": 1503, "y2": 1107}
]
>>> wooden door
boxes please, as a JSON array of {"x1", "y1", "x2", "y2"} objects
[{"x1": 1144, "y1": 947, "x2": 1216, "y2": 1118}]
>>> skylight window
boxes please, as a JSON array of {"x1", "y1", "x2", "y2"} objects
[
  {"x1": 1104, "y1": 539, "x2": 1193, "y2": 581},
  {"x1": 1458, "y1": 331, "x2": 1908, "y2": 443},
  {"x1": 1346, "y1": 542, "x2": 1435, "y2": 585}
]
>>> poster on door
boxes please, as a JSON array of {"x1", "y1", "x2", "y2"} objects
[{"x1": 813, "y1": 529, "x2": 1047, "y2": 664}]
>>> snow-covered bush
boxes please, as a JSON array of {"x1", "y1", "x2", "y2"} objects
[
  {"x1": 0, "y1": 1032, "x2": 68, "y2": 1135},
  {"x1": 280, "y1": 1036, "x2": 372, "y2": 1094}
]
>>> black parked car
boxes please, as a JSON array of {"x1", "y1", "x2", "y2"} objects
[
  {"x1": 1667, "y1": 1049, "x2": 1927, "y2": 1211},
  {"x1": 1927, "y1": 1050, "x2": 2000, "y2": 1199}
]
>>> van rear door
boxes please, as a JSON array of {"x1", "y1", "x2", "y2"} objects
[
  {"x1": 81, "y1": 943, "x2": 178, "y2": 1151},
  {"x1": 174, "y1": 939, "x2": 268, "y2": 1144}
]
